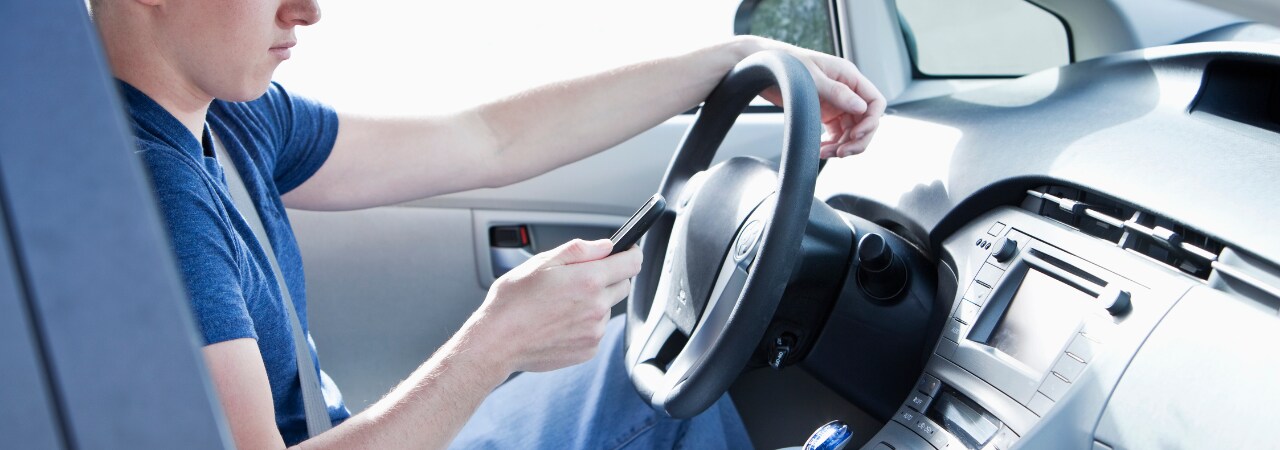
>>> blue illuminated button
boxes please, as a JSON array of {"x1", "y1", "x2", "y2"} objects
[{"x1": 802, "y1": 420, "x2": 852, "y2": 450}]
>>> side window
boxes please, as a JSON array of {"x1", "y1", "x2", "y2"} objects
[
  {"x1": 735, "y1": 0, "x2": 838, "y2": 55},
  {"x1": 273, "y1": 1, "x2": 744, "y2": 115},
  {"x1": 895, "y1": 0, "x2": 1070, "y2": 77}
]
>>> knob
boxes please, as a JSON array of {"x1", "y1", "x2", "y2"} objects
[
  {"x1": 803, "y1": 420, "x2": 852, "y2": 450},
  {"x1": 858, "y1": 233, "x2": 893, "y2": 271},
  {"x1": 993, "y1": 237, "x2": 1018, "y2": 262},
  {"x1": 1098, "y1": 286, "x2": 1132, "y2": 315},
  {"x1": 856, "y1": 233, "x2": 909, "y2": 302}
]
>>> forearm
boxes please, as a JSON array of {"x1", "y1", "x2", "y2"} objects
[
  {"x1": 283, "y1": 37, "x2": 765, "y2": 210},
  {"x1": 285, "y1": 34, "x2": 883, "y2": 211},
  {"x1": 474, "y1": 36, "x2": 762, "y2": 187},
  {"x1": 296, "y1": 318, "x2": 512, "y2": 450}
]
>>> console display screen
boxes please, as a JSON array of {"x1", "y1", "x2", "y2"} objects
[{"x1": 986, "y1": 269, "x2": 1094, "y2": 374}]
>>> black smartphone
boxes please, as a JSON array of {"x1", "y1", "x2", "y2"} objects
[{"x1": 609, "y1": 194, "x2": 667, "y2": 255}]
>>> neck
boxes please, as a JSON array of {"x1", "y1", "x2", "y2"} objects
[{"x1": 100, "y1": 15, "x2": 212, "y2": 141}]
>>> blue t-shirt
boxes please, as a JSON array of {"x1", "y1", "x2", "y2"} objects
[{"x1": 121, "y1": 81, "x2": 350, "y2": 445}]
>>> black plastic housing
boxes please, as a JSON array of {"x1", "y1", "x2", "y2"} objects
[
  {"x1": 751, "y1": 198, "x2": 855, "y2": 369},
  {"x1": 800, "y1": 211, "x2": 940, "y2": 420}
]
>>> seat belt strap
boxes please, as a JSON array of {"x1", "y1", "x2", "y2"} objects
[{"x1": 212, "y1": 133, "x2": 333, "y2": 438}]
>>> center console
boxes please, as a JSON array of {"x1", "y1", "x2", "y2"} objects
[{"x1": 861, "y1": 206, "x2": 1194, "y2": 450}]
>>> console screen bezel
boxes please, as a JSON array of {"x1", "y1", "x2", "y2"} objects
[{"x1": 950, "y1": 237, "x2": 1110, "y2": 405}]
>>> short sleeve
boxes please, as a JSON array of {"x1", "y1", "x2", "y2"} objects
[
  {"x1": 256, "y1": 82, "x2": 340, "y2": 194},
  {"x1": 141, "y1": 147, "x2": 257, "y2": 345}
]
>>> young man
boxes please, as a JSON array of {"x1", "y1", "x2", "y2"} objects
[{"x1": 91, "y1": 0, "x2": 885, "y2": 448}]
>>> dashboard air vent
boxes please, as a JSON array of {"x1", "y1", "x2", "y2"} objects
[{"x1": 1022, "y1": 186, "x2": 1223, "y2": 280}]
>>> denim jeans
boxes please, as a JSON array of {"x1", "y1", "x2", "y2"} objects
[{"x1": 449, "y1": 316, "x2": 754, "y2": 449}]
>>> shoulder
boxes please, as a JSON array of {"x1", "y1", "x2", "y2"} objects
[
  {"x1": 135, "y1": 141, "x2": 219, "y2": 202},
  {"x1": 134, "y1": 141, "x2": 242, "y2": 258}
]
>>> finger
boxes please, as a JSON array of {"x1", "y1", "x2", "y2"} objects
[
  {"x1": 544, "y1": 238, "x2": 613, "y2": 266},
  {"x1": 819, "y1": 78, "x2": 868, "y2": 116},
  {"x1": 849, "y1": 114, "x2": 881, "y2": 140},
  {"x1": 820, "y1": 142, "x2": 839, "y2": 159},
  {"x1": 839, "y1": 128, "x2": 877, "y2": 157},
  {"x1": 850, "y1": 71, "x2": 887, "y2": 119},
  {"x1": 570, "y1": 244, "x2": 642, "y2": 286},
  {"x1": 759, "y1": 87, "x2": 783, "y2": 107},
  {"x1": 600, "y1": 278, "x2": 632, "y2": 308}
]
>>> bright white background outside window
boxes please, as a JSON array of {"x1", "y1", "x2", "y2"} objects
[{"x1": 273, "y1": 1, "x2": 742, "y2": 115}]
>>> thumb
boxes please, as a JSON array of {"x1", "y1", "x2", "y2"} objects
[{"x1": 544, "y1": 239, "x2": 613, "y2": 266}]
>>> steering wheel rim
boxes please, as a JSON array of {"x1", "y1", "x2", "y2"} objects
[{"x1": 624, "y1": 50, "x2": 822, "y2": 418}]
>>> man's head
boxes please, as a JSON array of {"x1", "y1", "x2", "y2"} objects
[{"x1": 94, "y1": 0, "x2": 320, "y2": 103}]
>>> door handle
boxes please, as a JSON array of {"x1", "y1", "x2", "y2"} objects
[{"x1": 489, "y1": 225, "x2": 532, "y2": 278}]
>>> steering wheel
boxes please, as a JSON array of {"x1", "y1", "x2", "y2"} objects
[{"x1": 624, "y1": 50, "x2": 822, "y2": 418}]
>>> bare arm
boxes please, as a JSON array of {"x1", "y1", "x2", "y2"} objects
[
  {"x1": 281, "y1": 36, "x2": 884, "y2": 211},
  {"x1": 206, "y1": 240, "x2": 642, "y2": 449}
]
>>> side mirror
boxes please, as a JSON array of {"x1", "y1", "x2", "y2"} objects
[{"x1": 734, "y1": 0, "x2": 839, "y2": 55}]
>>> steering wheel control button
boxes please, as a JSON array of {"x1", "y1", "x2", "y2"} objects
[
  {"x1": 992, "y1": 237, "x2": 1018, "y2": 262},
  {"x1": 856, "y1": 233, "x2": 910, "y2": 302},
  {"x1": 734, "y1": 220, "x2": 764, "y2": 262},
  {"x1": 906, "y1": 392, "x2": 933, "y2": 412},
  {"x1": 802, "y1": 420, "x2": 852, "y2": 450}
]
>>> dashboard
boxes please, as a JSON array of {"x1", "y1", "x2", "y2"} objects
[{"x1": 801, "y1": 42, "x2": 1280, "y2": 449}]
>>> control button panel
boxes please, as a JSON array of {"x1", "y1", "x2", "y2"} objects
[
  {"x1": 885, "y1": 375, "x2": 1016, "y2": 450},
  {"x1": 1026, "y1": 330, "x2": 1106, "y2": 414}
]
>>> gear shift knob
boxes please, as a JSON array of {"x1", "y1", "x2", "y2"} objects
[{"x1": 803, "y1": 420, "x2": 852, "y2": 450}]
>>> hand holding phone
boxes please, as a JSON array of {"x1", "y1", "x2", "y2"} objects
[{"x1": 609, "y1": 194, "x2": 667, "y2": 255}]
